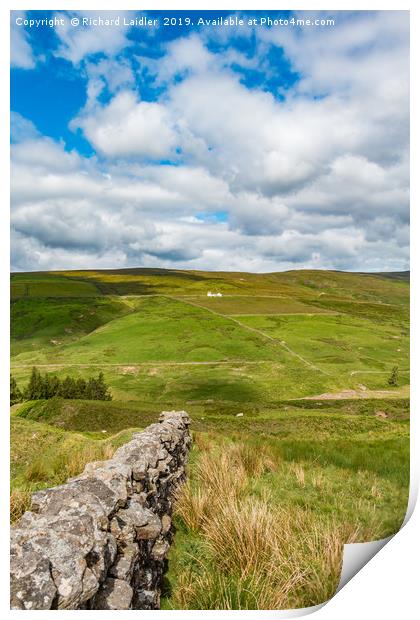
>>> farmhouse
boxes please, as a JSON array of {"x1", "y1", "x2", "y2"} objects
[{"x1": 207, "y1": 291, "x2": 223, "y2": 297}]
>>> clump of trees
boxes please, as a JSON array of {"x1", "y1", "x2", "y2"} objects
[{"x1": 10, "y1": 367, "x2": 112, "y2": 403}]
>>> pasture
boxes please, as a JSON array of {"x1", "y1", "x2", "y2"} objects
[{"x1": 10, "y1": 267, "x2": 410, "y2": 609}]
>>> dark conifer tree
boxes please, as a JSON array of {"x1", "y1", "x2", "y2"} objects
[
  {"x1": 41, "y1": 374, "x2": 51, "y2": 399},
  {"x1": 59, "y1": 376, "x2": 75, "y2": 399},
  {"x1": 96, "y1": 372, "x2": 112, "y2": 400},
  {"x1": 76, "y1": 378, "x2": 87, "y2": 399},
  {"x1": 85, "y1": 377, "x2": 95, "y2": 400},
  {"x1": 25, "y1": 367, "x2": 43, "y2": 400},
  {"x1": 10, "y1": 375, "x2": 22, "y2": 404},
  {"x1": 49, "y1": 375, "x2": 60, "y2": 397}
]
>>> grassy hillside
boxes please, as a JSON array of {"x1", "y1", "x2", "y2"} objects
[
  {"x1": 12, "y1": 296, "x2": 289, "y2": 365},
  {"x1": 238, "y1": 313, "x2": 409, "y2": 375},
  {"x1": 10, "y1": 267, "x2": 410, "y2": 609},
  {"x1": 10, "y1": 412, "x2": 138, "y2": 522},
  {"x1": 11, "y1": 296, "x2": 132, "y2": 356},
  {"x1": 11, "y1": 267, "x2": 409, "y2": 302}
]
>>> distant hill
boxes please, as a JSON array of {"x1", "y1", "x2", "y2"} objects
[
  {"x1": 10, "y1": 267, "x2": 410, "y2": 309},
  {"x1": 358, "y1": 271, "x2": 410, "y2": 282}
]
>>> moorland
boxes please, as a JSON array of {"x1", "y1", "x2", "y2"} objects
[{"x1": 10, "y1": 267, "x2": 410, "y2": 609}]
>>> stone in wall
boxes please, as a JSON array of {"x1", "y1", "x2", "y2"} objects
[{"x1": 10, "y1": 410, "x2": 191, "y2": 610}]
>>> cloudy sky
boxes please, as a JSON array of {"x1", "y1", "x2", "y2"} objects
[{"x1": 10, "y1": 10, "x2": 409, "y2": 273}]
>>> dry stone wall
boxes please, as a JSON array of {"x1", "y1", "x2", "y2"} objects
[{"x1": 10, "y1": 411, "x2": 191, "y2": 610}]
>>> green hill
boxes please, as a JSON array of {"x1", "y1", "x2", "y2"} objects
[
  {"x1": 10, "y1": 267, "x2": 410, "y2": 609},
  {"x1": 11, "y1": 268, "x2": 409, "y2": 401}
]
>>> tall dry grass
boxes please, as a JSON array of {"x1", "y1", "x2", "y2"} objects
[
  {"x1": 175, "y1": 441, "x2": 275, "y2": 532},
  {"x1": 64, "y1": 443, "x2": 115, "y2": 478},
  {"x1": 172, "y1": 441, "x2": 365, "y2": 610},
  {"x1": 10, "y1": 488, "x2": 32, "y2": 523}
]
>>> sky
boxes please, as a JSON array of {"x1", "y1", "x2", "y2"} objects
[{"x1": 10, "y1": 10, "x2": 409, "y2": 273}]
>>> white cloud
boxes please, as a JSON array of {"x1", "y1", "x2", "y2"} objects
[
  {"x1": 151, "y1": 34, "x2": 213, "y2": 82},
  {"x1": 10, "y1": 112, "x2": 39, "y2": 142},
  {"x1": 10, "y1": 13, "x2": 36, "y2": 69},
  {"x1": 86, "y1": 58, "x2": 134, "y2": 93},
  {"x1": 53, "y1": 11, "x2": 133, "y2": 64},
  {"x1": 261, "y1": 11, "x2": 409, "y2": 98},
  {"x1": 10, "y1": 11, "x2": 410, "y2": 273},
  {"x1": 72, "y1": 91, "x2": 176, "y2": 159},
  {"x1": 10, "y1": 128, "x2": 409, "y2": 273}
]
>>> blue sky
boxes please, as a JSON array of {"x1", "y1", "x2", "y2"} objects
[
  {"x1": 11, "y1": 11, "x2": 298, "y2": 155},
  {"x1": 10, "y1": 10, "x2": 409, "y2": 272}
]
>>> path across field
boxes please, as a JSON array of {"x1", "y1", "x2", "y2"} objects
[{"x1": 166, "y1": 295, "x2": 331, "y2": 375}]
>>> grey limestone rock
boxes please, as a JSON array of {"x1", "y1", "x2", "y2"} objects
[
  {"x1": 92, "y1": 577, "x2": 133, "y2": 610},
  {"x1": 10, "y1": 533, "x2": 57, "y2": 610},
  {"x1": 109, "y1": 543, "x2": 139, "y2": 580},
  {"x1": 10, "y1": 411, "x2": 191, "y2": 610}
]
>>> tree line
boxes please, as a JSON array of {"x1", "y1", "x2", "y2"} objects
[{"x1": 10, "y1": 367, "x2": 112, "y2": 404}]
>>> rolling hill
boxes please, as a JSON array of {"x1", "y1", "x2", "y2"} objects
[{"x1": 10, "y1": 267, "x2": 410, "y2": 609}]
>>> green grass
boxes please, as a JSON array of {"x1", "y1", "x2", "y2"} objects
[
  {"x1": 306, "y1": 296, "x2": 409, "y2": 325},
  {"x1": 17, "y1": 396, "x2": 409, "y2": 437},
  {"x1": 9, "y1": 267, "x2": 410, "y2": 609},
  {"x1": 11, "y1": 296, "x2": 132, "y2": 356},
  {"x1": 180, "y1": 295, "x2": 334, "y2": 315},
  {"x1": 15, "y1": 398, "x2": 158, "y2": 438},
  {"x1": 10, "y1": 414, "x2": 140, "y2": 522},
  {"x1": 12, "y1": 267, "x2": 409, "y2": 302},
  {"x1": 275, "y1": 270, "x2": 409, "y2": 306},
  {"x1": 11, "y1": 296, "x2": 291, "y2": 365},
  {"x1": 11, "y1": 273, "x2": 101, "y2": 299},
  {"x1": 238, "y1": 313, "x2": 409, "y2": 376},
  {"x1": 161, "y1": 421, "x2": 409, "y2": 609},
  {"x1": 9, "y1": 360, "x2": 347, "y2": 406}
]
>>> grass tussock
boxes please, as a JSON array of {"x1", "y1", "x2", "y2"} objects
[
  {"x1": 174, "y1": 494, "x2": 360, "y2": 609},
  {"x1": 229, "y1": 442, "x2": 277, "y2": 478},
  {"x1": 10, "y1": 488, "x2": 32, "y2": 523},
  {"x1": 171, "y1": 442, "x2": 377, "y2": 610},
  {"x1": 291, "y1": 463, "x2": 306, "y2": 487},
  {"x1": 175, "y1": 441, "x2": 275, "y2": 532},
  {"x1": 190, "y1": 430, "x2": 219, "y2": 453},
  {"x1": 65, "y1": 443, "x2": 115, "y2": 478}
]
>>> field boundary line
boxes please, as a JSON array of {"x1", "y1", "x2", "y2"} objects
[
  {"x1": 349, "y1": 369, "x2": 410, "y2": 375},
  {"x1": 10, "y1": 360, "x2": 274, "y2": 368},
  {"x1": 164, "y1": 295, "x2": 330, "y2": 375},
  {"x1": 227, "y1": 312, "x2": 340, "y2": 317}
]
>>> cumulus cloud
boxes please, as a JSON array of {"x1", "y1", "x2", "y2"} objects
[
  {"x1": 10, "y1": 13, "x2": 36, "y2": 69},
  {"x1": 149, "y1": 34, "x2": 213, "y2": 83},
  {"x1": 72, "y1": 91, "x2": 177, "y2": 159},
  {"x1": 10, "y1": 112, "x2": 39, "y2": 142},
  {"x1": 53, "y1": 10, "x2": 133, "y2": 64},
  {"x1": 261, "y1": 11, "x2": 409, "y2": 99},
  {"x1": 10, "y1": 11, "x2": 410, "y2": 273},
  {"x1": 12, "y1": 137, "x2": 83, "y2": 173},
  {"x1": 85, "y1": 58, "x2": 134, "y2": 99}
]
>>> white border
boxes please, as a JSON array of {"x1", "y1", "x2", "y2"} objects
[{"x1": 1, "y1": 1, "x2": 418, "y2": 618}]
